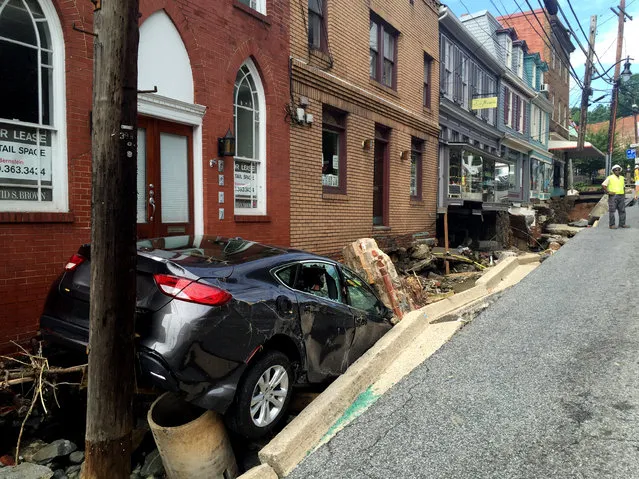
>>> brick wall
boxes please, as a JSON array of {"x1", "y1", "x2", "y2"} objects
[
  {"x1": 289, "y1": 0, "x2": 440, "y2": 257},
  {"x1": 0, "y1": 0, "x2": 290, "y2": 351}
]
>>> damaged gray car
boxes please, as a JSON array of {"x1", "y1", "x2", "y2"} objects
[{"x1": 40, "y1": 235, "x2": 393, "y2": 438}]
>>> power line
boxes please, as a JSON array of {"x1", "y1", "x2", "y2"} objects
[
  {"x1": 508, "y1": 0, "x2": 585, "y2": 89},
  {"x1": 565, "y1": 0, "x2": 611, "y2": 82}
]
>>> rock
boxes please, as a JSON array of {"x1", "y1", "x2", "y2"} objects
[
  {"x1": 568, "y1": 218, "x2": 589, "y2": 227},
  {"x1": 19, "y1": 441, "x2": 47, "y2": 464},
  {"x1": 32, "y1": 441, "x2": 77, "y2": 465},
  {"x1": 51, "y1": 471, "x2": 66, "y2": 479},
  {"x1": 427, "y1": 272, "x2": 443, "y2": 280},
  {"x1": 548, "y1": 241, "x2": 561, "y2": 251},
  {"x1": 477, "y1": 240, "x2": 500, "y2": 251},
  {"x1": 67, "y1": 453, "x2": 83, "y2": 466},
  {"x1": 63, "y1": 465, "x2": 79, "y2": 476},
  {"x1": 139, "y1": 450, "x2": 164, "y2": 477},
  {"x1": 0, "y1": 463, "x2": 53, "y2": 479},
  {"x1": 406, "y1": 257, "x2": 433, "y2": 273},
  {"x1": 410, "y1": 243, "x2": 432, "y2": 260}
]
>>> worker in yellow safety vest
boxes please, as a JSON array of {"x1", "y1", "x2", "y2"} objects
[
  {"x1": 602, "y1": 164, "x2": 629, "y2": 229},
  {"x1": 634, "y1": 165, "x2": 639, "y2": 201}
]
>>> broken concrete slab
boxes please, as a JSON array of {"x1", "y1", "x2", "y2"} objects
[
  {"x1": 544, "y1": 224, "x2": 582, "y2": 237},
  {"x1": 568, "y1": 219, "x2": 589, "y2": 228},
  {"x1": 540, "y1": 234, "x2": 569, "y2": 246}
]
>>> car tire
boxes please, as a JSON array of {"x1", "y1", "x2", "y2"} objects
[{"x1": 226, "y1": 350, "x2": 294, "y2": 439}]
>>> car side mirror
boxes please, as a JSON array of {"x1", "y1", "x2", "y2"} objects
[{"x1": 382, "y1": 305, "x2": 394, "y2": 320}]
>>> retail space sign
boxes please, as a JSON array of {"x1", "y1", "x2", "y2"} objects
[
  {"x1": 0, "y1": 123, "x2": 53, "y2": 201},
  {"x1": 471, "y1": 96, "x2": 498, "y2": 110},
  {"x1": 0, "y1": 123, "x2": 52, "y2": 182}
]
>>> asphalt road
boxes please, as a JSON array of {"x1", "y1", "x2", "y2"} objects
[{"x1": 288, "y1": 203, "x2": 639, "y2": 479}]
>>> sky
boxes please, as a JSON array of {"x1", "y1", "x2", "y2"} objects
[{"x1": 443, "y1": 0, "x2": 639, "y2": 112}]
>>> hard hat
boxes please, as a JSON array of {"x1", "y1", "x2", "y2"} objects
[
  {"x1": 635, "y1": 165, "x2": 639, "y2": 169},
  {"x1": 612, "y1": 164, "x2": 622, "y2": 171}
]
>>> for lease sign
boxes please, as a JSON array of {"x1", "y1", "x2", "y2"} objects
[{"x1": 0, "y1": 123, "x2": 52, "y2": 182}]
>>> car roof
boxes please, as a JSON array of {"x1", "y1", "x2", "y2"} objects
[{"x1": 136, "y1": 235, "x2": 336, "y2": 269}]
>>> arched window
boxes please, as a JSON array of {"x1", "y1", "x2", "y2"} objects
[
  {"x1": 0, "y1": 0, "x2": 67, "y2": 211},
  {"x1": 233, "y1": 60, "x2": 265, "y2": 215}
]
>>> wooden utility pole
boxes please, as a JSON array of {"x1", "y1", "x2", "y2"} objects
[
  {"x1": 577, "y1": 15, "x2": 597, "y2": 151},
  {"x1": 84, "y1": 0, "x2": 140, "y2": 477},
  {"x1": 607, "y1": 0, "x2": 628, "y2": 173}
]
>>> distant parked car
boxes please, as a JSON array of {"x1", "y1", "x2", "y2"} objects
[{"x1": 40, "y1": 236, "x2": 393, "y2": 438}]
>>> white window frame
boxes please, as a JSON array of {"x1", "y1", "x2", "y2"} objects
[
  {"x1": 238, "y1": 0, "x2": 266, "y2": 15},
  {"x1": 531, "y1": 63, "x2": 537, "y2": 88},
  {"x1": 505, "y1": 37, "x2": 513, "y2": 71},
  {"x1": 517, "y1": 49, "x2": 524, "y2": 78},
  {"x1": 0, "y1": 0, "x2": 68, "y2": 213},
  {"x1": 233, "y1": 58, "x2": 266, "y2": 216}
]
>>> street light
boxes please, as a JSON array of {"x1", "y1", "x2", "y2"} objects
[{"x1": 621, "y1": 57, "x2": 633, "y2": 83}]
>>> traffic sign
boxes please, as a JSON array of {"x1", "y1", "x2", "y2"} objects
[{"x1": 627, "y1": 149, "x2": 636, "y2": 160}]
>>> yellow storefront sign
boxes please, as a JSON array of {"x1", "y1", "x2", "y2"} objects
[{"x1": 471, "y1": 96, "x2": 498, "y2": 110}]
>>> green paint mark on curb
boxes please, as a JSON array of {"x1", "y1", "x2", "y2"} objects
[{"x1": 320, "y1": 387, "x2": 380, "y2": 443}]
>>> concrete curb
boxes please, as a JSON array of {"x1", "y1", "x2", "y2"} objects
[{"x1": 239, "y1": 253, "x2": 540, "y2": 479}]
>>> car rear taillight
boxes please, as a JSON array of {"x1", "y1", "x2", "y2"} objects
[
  {"x1": 65, "y1": 253, "x2": 85, "y2": 271},
  {"x1": 153, "y1": 274, "x2": 232, "y2": 306}
]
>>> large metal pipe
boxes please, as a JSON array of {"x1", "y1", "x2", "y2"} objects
[{"x1": 148, "y1": 392, "x2": 238, "y2": 478}]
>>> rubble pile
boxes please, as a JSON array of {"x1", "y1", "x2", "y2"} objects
[
  {"x1": 345, "y1": 237, "x2": 521, "y2": 313},
  {"x1": 0, "y1": 373, "x2": 165, "y2": 479}
]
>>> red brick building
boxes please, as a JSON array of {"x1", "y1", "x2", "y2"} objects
[
  {"x1": 497, "y1": 9, "x2": 574, "y2": 141},
  {"x1": 0, "y1": 0, "x2": 290, "y2": 351}
]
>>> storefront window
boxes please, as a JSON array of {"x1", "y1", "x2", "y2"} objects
[
  {"x1": 530, "y1": 159, "x2": 553, "y2": 198},
  {"x1": 0, "y1": 0, "x2": 66, "y2": 212},
  {"x1": 482, "y1": 157, "x2": 495, "y2": 202},
  {"x1": 494, "y1": 161, "x2": 515, "y2": 203},
  {"x1": 449, "y1": 148, "x2": 483, "y2": 201}
]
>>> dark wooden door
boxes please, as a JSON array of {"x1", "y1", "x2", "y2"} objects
[{"x1": 136, "y1": 117, "x2": 193, "y2": 239}]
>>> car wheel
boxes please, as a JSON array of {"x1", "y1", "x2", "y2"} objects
[{"x1": 227, "y1": 350, "x2": 293, "y2": 439}]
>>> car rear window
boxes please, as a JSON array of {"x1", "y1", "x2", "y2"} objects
[{"x1": 275, "y1": 265, "x2": 298, "y2": 288}]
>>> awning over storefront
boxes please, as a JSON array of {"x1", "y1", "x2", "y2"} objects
[{"x1": 548, "y1": 140, "x2": 605, "y2": 159}]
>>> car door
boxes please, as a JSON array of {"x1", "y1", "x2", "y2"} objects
[
  {"x1": 341, "y1": 267, "x2": 393, "y2": 362},
  {"x1": 291, "y1": 261, "x2": 355, "y2": 382}
]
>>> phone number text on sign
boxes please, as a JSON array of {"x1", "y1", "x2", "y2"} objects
[{"x1": 0, "y1": 124, "x2": 52, "y2": 182}]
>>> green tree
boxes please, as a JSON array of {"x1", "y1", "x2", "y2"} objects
[
  {"x1": 617, "y1": 73, "x2": 639, "y2": 118},
  {"x1": 578, "y1": 128, "x2": 630, "y2": 181},
  {"x1": 587, "y1": 104, "x2": 611, "y2": 124}
]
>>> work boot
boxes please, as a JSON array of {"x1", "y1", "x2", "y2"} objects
[
  {"x1": 610, "y1": 225, "x2": 618, "y2": 229},
  {"x1": 620, "y1": 225, "x2": 630, "y2": 228}
]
